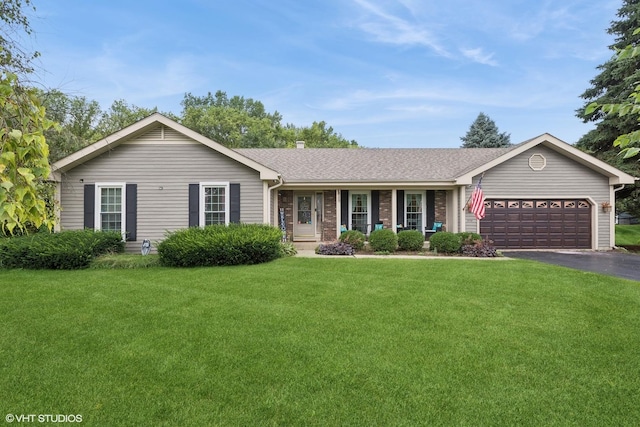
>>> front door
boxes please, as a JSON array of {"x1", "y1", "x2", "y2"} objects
[{"x1": 294, "y1": 194, "x2": 315, "y2": 240}]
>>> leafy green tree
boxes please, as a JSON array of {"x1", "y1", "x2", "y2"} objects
[
  {"x1": 460, "y1": 112, "x2": 511, "y2": 148},
  {"x1": 0, "y1": 1, "x2": 58, "y2": 234},
  {"x1": 40, "y1": 93, "x2": 163, "y2": 162},
  {"x1": 290, "y1": 121, "x2": 358, "y2": 148},
  {"x1": 0, "y1": 0, "x2": 38, "y2": 75},
  {"x1": 94, "y1": 99, "x2": 158, "y2": 140},
  {"x1": 576, "y1": 0, "x2": 640, "y2": 216},
  {"x1": 180, "y1": 90, "x2": 358, "y2": 148},
  {"x1": 40, "y1": 89, "x2": 102, "y2": 162},
  {"x1": 0, "y1": 72, "x2": 57, "y2": 234},
  {"x1": 180, "y1": 91, "x2": 287, "y2": 148}
]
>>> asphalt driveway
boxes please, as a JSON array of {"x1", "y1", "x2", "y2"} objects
[{"x1": 503, "y1": 251, "x2": 640, "y2": 282}]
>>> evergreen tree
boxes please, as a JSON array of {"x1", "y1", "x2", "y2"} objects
[
  {"x1": 460, "y1": 112, "x2": 511, "y2": 148},
  {"x1": 576, "y1": 0, "x2": 640, "y2": 216}
]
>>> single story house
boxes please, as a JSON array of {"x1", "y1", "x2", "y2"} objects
[{"x1": 50, "y1": 113, "x2": 637, "y2": 251}]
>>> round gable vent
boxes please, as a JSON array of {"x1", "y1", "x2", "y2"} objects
[{"x1": 529, "y1": 153, "x2": 546, "y2": 171}]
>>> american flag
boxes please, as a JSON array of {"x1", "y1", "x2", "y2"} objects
[{"x1": 470, "y1": 179, "x2": 485, "y2": 220}]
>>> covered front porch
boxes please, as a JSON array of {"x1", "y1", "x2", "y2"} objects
[{"x1": 274, "y1": 188, "x2": 462, "y2": 243}]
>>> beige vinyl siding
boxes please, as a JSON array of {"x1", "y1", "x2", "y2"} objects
[
  {"x1": 464, "y1": 145, "x2": 611, "y2": 248},
  {"x1": 59, "y1": 126, "x2": 264, "y2": 250}
]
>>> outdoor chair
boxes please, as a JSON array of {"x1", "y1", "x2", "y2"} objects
[{"x1": 424, "y1": 222, "x2": 443, "y2": 240}]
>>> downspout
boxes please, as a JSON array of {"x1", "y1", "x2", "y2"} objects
[
  {"x1": 267, "y1": 175, "x2": 284, "y2": 226},
  {"x1": 611, "y1": 184, "x2": 626, "y2": 248}
]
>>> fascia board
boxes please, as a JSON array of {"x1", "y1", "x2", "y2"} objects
[
  {"x1": 280, "y1": 181, "x2": 458, "y2": 189},
  {"x1": 455, "y1": 133, "x2": 637, "y2": 185},
  {"x1": 51, "y1": 113, "x2": 280, "y2": 181}
]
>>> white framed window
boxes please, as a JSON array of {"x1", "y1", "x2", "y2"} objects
[
  {"x1": 95, "y1": 183, "x2": 126, "y2": 237},
  {"x1": 405, "y1": 192, "x2": 426, "y2": 231},
  {"x1": 200, "y1": 182, "x2": 230, "y2": 226},
  {"x1": 349, "y1": 191, "x2": 371, "y2": 234}
]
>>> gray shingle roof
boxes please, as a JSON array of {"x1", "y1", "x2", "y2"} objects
[{"x1": 235, "y1": 147, "x2": 516, "y2": 182}]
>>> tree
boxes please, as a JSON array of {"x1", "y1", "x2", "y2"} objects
[
  {"x1": 1, "y1": 1, "x2": 58, "y2": 234},
  {"x1": 290, "y1": 121, "x2": 358, "y2": 148},
  {"x1": 584, "y1": 29, "x2": 640, "y2": 159},
  {"x1": 180, "y1": 91, "x2": 287, "y2": 148},
  {"x1": 460, "y1": 112, "x2": 511, "y2": 148},
  {"x1": 0, "y1": 72, "x2": 57, "y2": 234},
  {"x1": 180, "y1": 90, "x2": 359, "y2": 148},
  {"x1": 0, "y1": 0, "x2": 38, "y2": 75},
  {"x1": 94, "y1": 99, "x2": 159, "y2": 140},
  {"x1": 39, "y1": 89, "x2": 102, "y2": 162},
  {"x1": 576, "y1": 0, "x2": 640, "y2": 216}
]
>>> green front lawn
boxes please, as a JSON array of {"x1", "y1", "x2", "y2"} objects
[
  {"x1": 1, "y1": 258, "x2": 639, "y2": 426},
  {"x1": 616, "y1": 224, "x2": 640, "y2": 245}
]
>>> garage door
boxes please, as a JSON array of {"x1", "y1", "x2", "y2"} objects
[{"x1": 480, "y1": 199, "x2": 592, "y2": 249}]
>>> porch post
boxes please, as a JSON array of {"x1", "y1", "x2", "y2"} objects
[
  {"x1": 335, "y1": 189, "x2": 341, "y2": 240},
  {"x1": 457, "y1": 186, "x2": 466, "y2": 232},
  {"x1": 391, "y1": 189, "x2": 397, "y2": 232}
]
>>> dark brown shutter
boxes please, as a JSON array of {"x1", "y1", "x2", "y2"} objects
[
  {"x1": 84, "y1": 184, "x2": 95, "y2": 229},
  {"x1": 188, "y1": 184, "x2": 199, "y2": 227},
  {"x1": 125, "y1": 184, "x2": 137, "y2": 241},
  {"x1": 230, "y1": 183, "x2": 241, "y2": 223}
]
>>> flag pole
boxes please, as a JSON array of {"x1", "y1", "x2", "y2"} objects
[{"x1": 462, "y1": 172, "x2": 485, "y2": 211}]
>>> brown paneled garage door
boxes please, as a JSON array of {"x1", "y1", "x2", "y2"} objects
[{"x1": 480, "y1": 199, "x2": 592, "y2": 249}]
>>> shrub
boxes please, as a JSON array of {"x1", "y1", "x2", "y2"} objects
[
  {"x1": 429, "y1": 231, "x2": 461, "y2": 254},
  {"x1": 339, "y1": 230, "x2": 366, "y2": 250},
  {"x1": 368, "y1": 229, "x2": 398, "y2": 253},
  {"x1": 280, "y1": 242, "x2": 298, "y2": 257},
  {"x1": 457, "y1": 232, "x2": 482, "y2": 245},
  {"x1": 157, "y1": 223, "x2": 283, "y2": 267},
  {"x1": 397, "y1": 230, "x2": 425, "y2": 251},
  {"x1": 0, "y1": 230, "x2": 124, "y2": 270},
  {"x1": 461, "y1": 238, "x2": 499, "y2": 257},
  {"x1": 316, "y1": 242, "x2": 355, "y2": 256}
]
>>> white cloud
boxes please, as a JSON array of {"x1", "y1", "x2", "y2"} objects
[
  {"x1": 350, "y1": 0, "x2": 450, "y2": 57},
  {"x1": 460, "y1": 48, "x2": 498, "y2": 67}
]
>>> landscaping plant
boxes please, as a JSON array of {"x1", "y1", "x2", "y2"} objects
[
  {"x1": 429, "y1": 231, "x2": 462, "y2": 253},
  {"x1": 397, "y1": 230, "x2": 425, "y2": 251},
  {"x1": 0, "y1": 229, "x2": 124, "y2": 269},
  {"x1": 368, "y1": 228, "x2": 398, "y2": 253},
  {"x1": 157, "y1": 223, "x2": 283, "y2": 267},
  {"x1": 338, "y1": 229, "x2": 366, "y2": 250}
]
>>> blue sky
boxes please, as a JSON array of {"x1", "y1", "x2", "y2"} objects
[{"x1": 29, "y1": 0, "x2": 620, "y2": 148}]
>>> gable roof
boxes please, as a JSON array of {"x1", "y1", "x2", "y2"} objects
[
  {"x1": 237, "y1": 133, "x2": 636, "y2": 186},
  {"x1": 456, "y1": 133, "x2": 637, "y2": 185},
  {"x1": 236, "y1": 146, "x2": 515, "y2": 185},
  {"x1": 50, "y1": 113, "x2": 280, "y2": 181}
]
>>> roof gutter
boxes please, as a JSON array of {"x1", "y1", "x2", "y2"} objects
[{"x1": 266, "y1": 175, "x2": 284, "y2": 225}]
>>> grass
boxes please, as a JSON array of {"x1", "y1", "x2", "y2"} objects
[
  {"x1": 90, "y1": 253, "x2": 161, "y2": 269},
  {"x1": 616, "y1": 224, "x2": 640, "y2": 246},
  {"x1": 1, "y1": 258, "x2": 639, "y2": 426}
]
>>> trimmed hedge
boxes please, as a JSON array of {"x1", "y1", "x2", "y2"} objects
[
  {"x1": 0, "y1": 230, "x2": 124, "y2": 270},
  {"x1": 157, "y1": 223, "x2": 283, "y2": 267},
  {"x1": 368, "y1": 229, "x2": 398, "y2": 252},
  {"x1": 398, "y1": 230, "x2": 425, "y2": 251},
  {"x1": 339, "y1": 230, "x2": 366, "y2": 250},
  {"x1": 429, "y1": 231, "x2": 462, "y2": 254},
  {"x1": 457, "y1": 232, "x2": 482, "y2": 245}
]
